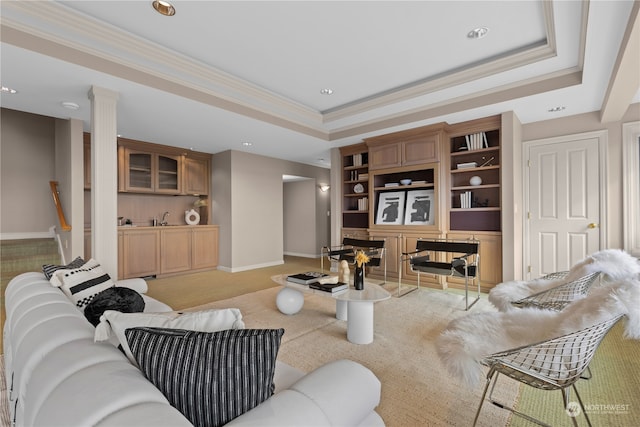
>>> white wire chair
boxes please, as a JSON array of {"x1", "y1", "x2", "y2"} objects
[
  {"x1": 510, "y1": 272, "x2": 601, "y2": 311},
  {"x1": 473, "y1": 314, "x2": 624, "y2": 427}
]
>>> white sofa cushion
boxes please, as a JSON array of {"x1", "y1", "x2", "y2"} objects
[
  {"x1": 125, "y1": 327, "x2": 284, "y2": 427},
  {"x1": 94, "y1": 308, "x2": 245, "y2": 364}
]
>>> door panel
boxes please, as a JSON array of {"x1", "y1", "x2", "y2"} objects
[{"x1": 527, "y1": 135, "x2": 601, "y2": 279}]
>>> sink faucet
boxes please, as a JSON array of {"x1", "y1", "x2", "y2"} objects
[{"x1": 160, "y1": 211, "x2": 170, "y2": 226}]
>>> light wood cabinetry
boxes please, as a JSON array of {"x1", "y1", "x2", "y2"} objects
[
  {"x1": 446, "y1": 231, "x2": 502, "y2": 290},
  {"x1": 340, "y1": 144, "x2": 369, "y2": 230},
  {"x1": 192, "y1": 226, "x2": 219, "y2": 269},
  {"x1": 119, "y1": 225, "x2": 219, "y2": 279},
  {"x1": 183, "y1": 155, "x2": 210, "y2": 196},
  {"x1": 119, "y1": 147, "x2": 182, "y2": 194},
  {"x1": 122, "y1": 229, "x2": 161, "y2": 279},
  {"x1": 447, "y1": 116, "x2": 501, "y2": 232},
  {"x1": 366, "y1": 123, "x2": 444, "y2": 170},
  {"x1": 339, "y1": 117, "x2": 504, "y2": 290},
  {"x1": 83, "y1": 134, "x2": 91, "y2": 190},
  {"x1": 116, "y1": 137, "x2": 211, "y2": 196},
  {"x1": 160, "y1": 228, "x2": 192, "y2": 274}
]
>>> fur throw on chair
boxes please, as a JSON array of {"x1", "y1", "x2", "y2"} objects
[
  {"x1": 436, "y1": 278, "x2": 640, "y2": 387},
  {"x1": 488, "y1": 249, "x2": 640, "y2": 311}
]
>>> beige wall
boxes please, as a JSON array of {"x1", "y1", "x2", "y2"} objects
[
  {"x1": 1, "y1": 108, "x2": 57, "y2": 235},
  {"x1": 283, "y1": 179, "x2": 328, "y2": 258},
  {"x1": 212, "y1": 150, "x2": 330, "y2": 272},
  {"x1": 522, "y1": 102, "x2": 640, "y2": 250}
]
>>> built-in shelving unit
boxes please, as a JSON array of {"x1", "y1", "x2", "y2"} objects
[
  {"x1": 340, "y1": 143, "x2": 370, "y2": 230},
  {"x1": 448, "y1": 118, "x2": 501, "y2": 232}
]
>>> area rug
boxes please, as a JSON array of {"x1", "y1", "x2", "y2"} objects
[{"x1": 186, "y1": 287, "x2": 518, "y2": 426}]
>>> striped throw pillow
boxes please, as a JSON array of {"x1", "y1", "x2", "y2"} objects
[
  {"x1": 42, "y1": 256, "x2": 85, "y2": 279},
  {"x1": 50, "y1": 258, "x2": 115, "y2": 309},
  {"x1": 125, "y1": 327, "x2": 284, "y2": 427}
]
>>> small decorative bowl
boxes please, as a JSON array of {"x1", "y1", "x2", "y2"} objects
[{"x1": 400, "y1": 179, "x2": 412, "y2": 185}]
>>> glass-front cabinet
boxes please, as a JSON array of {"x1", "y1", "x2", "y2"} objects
[{"x1": 119, "y1": 145, "x2": 182, "y2": 194}]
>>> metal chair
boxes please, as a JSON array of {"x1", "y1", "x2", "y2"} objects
[
  {"x1": 510, "y1": 272, "x2": 601, "y2": 311},
  {"x1": 473, "y1": 314, "x2": 624, "y2": 427},
  {"x1": 321, "y1": 237, "x2": 386, "y2": 284},
  {"x1": 400, "y1": 239, "x2": 480, "y2": 308}
]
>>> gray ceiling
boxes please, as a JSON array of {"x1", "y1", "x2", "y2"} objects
[{"x1": 1, "y1": 1, "x2": 639, "y2": 168}]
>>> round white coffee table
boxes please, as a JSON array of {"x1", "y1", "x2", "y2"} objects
[
  {"x1": 335, "y1": 285, "x2": 390, "y2": 344},
  {"x1": 271, "y1": 274, "x2": 390, "y2": 344}
]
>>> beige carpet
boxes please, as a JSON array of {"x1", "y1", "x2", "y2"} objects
[{"x1": 186, "y1": 286, "x2": 518, "y2": 426}]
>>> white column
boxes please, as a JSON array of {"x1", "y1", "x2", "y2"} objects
[{"x1": 88, "y1": 86, "x2": 119, "y2": 279}]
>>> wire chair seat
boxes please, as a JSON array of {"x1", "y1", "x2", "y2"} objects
[
  {"x1": 474, "y1": 314, "x2": 624, "y2": 427},
  {"x1": 510, "y1": 272, "x2": 601, "y2": 311}
]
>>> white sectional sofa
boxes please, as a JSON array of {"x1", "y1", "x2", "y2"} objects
[{"x1": 4, "y1": 272, "x2": 384, "y2": 426}]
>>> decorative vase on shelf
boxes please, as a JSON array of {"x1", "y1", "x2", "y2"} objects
[
  {"x1": 354, "y1": 265, "x2": 365, "y2": 290},
  {"x1": 469, "y1": 175, "x2": 482, "y2": 186},
  {"x1": 185, "y1": 208, "x2": 200, "y2": 225}
]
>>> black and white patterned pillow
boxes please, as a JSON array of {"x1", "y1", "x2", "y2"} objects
[
  {"x1": 49, "y1": 258, "x2": 115, "y2": 309},
  {"x1": 125, "y1": 327, "x2": 284, "y2": 427},
  {"x1": 42, "y1": 256, "x2": 85, "y2": 279}
]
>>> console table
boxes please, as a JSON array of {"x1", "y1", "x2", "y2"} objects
[{"x1": 271, "y1": 274, "x2": 390, "y2": 344}]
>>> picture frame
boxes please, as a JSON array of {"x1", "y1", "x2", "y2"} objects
[
  {"x1": 375, "y1": 191, "x2": 406, "y2": 225},
  {"x1": 404, "y1": 189, "x2": 435, "y2": 225}
]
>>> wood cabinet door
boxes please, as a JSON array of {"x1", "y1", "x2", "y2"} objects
[
  {"x1": 368, "y1": 144, "x2": 401, "y2": 170},
  {"x1": 446, "y1": 232, "x2": 502, "y2": 290},
  {"x1": 122, "y1": 230, "x2": 160, "y2": 278},
  {"x1": 401, "y1": 233, "x2": 444, "y2": 287},
  {"x1": 118, "y1": 231, "x2": 123, "y2": 280},
  {"x1": 402, "y1": 135, "x2": 439, "y2": 166},
  {"x1": 160, "y1": 228, "x2": 192, "y2": 274},
  {"x1": 155, "y1": 154, "x2": 182, "y2": 194},
  {"x1": 192, "y1": 227, "x2": 218, "y2": 269},
  {"x1": 123, "y1": 149, "x2": 154, "y2": 193},
  {"x1": 84, "y1": 142, "x2": 91, "y2": 190},
  {"x1": 367, "y1": 232, "x2": 402, "y2": 281},
  {"x1": 184, "y1": 157, "x2": 209, "y2": 195}
]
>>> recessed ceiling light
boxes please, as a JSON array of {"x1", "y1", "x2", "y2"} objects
[
  {"x1": 242, "y1": 142, "x2": 253, "y2": 147},
  {"x1": 320, "y1": 88, "x2": 334, "y2": 95},
  {"x1": 547, "y1": 106, "x2": 566, "y2": 112},
  {"x1": 152, "y1": 0, "x2": 176, "y2": 16},
  {"x1": 61, "y1": 101, "x2": 80, "y2": 110},
  {"x1": 467, "y1": 27, "x2": 489, "y2": 39},
  {"x1": 1, "y1": 86, "x2": 17, "y2": 94}
]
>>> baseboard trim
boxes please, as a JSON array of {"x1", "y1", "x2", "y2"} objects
[
  {"x1": 217, "y1": 259, "x2": 285, "y2": 273},
  {"x1": 283, "y1": 251, "x2": 321, "y2": 258},
  {"x1": 0, "y1": 230, "x2": 56, "y2": 240}
]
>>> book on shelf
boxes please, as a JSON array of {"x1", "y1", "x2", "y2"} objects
[
  {"x1": 287, "y1": 272, "x2": 329, "y2": 285},
  {"x1": 309, "y1": 282, "x2": 349, "y2": 293},
  {"x1": 457, "y1": 162, "x2": 477, "y2": 169},
  {"x1": 460, "y1": 191, "x2": 473, "y2": 209},
  {"x1": 358, "y1": 197, "x2": 368, "y2": 211},
  {"x1": 464, "y1": 132, "x2": 488, "y2": 151}
]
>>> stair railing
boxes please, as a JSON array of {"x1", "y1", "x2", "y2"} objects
[{"x1": 49, "y1": 181, "x2": 71, "y2": 232}]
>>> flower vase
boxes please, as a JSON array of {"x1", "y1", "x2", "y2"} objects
[{"x1": 354, "y1": 265, "x2": 365, "y2": 290}]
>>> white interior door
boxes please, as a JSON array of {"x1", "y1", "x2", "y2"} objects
[{"x1": 525, "y1": 132, "x2": 604, "y2": 279}]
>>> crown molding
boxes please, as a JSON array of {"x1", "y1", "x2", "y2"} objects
[{"x1": 0, "y1": 1, "x2": 323, "y2": 125}]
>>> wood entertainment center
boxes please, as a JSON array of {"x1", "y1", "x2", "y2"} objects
[{"x1": 340, "y1": 115, "x2": 503, "y2": 291}]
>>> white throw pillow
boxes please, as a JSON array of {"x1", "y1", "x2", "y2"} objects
[
  {"x1": 50, "y1": 258, "x2": 115, "y2": 309},
  {"x1": 94, "y1": 308, "x2": 245, "y2": 365}
]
